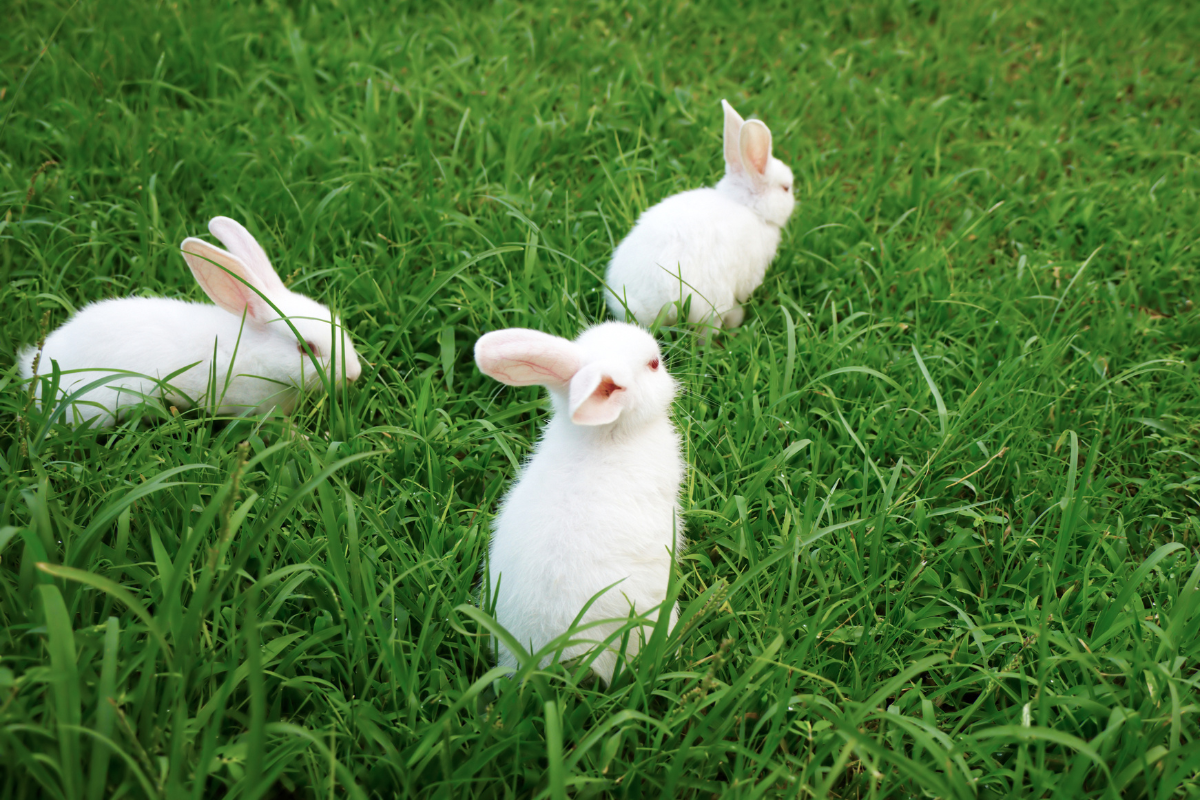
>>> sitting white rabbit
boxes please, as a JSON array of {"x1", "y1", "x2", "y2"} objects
[
  {"x1": 605, "y1": 99, "x2": 795, "y2": 330},
  {"x1": 475, "y1": 322, "x2": 685, "y2": 685},
  {"x1": 18, "y1": 216, "x2": 362, "y2": 427}
]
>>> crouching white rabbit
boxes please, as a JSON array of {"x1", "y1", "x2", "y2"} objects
[
  {"x1": 475, "y1": 322, "x2": 685, "y2": 685},
  {"x1": 17, "y1": 216, "x2": 362, "y2": 428},
  {"x1": 605, "y1": 98, "x2": 796, "y2": 330}
]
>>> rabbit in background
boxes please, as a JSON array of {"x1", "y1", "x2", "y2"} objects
[
  {"x1": 17, "y1": 216, "x2": 362, "y2": 428},
  {"x1": 605, "y1": 99, "x2": 796, "y2": 331},
  {"x1": 475, "y1": 322, "x2": 685, "y2": 685}
]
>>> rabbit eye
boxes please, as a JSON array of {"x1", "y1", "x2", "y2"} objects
[
  {"x1": 648, "y1": 358, "x2": 660, "y2": 371},
  {"x1": 299, "y1": 340, "x2": 322, "y2": 358},
  {"x1": 782, "y1": 184, "x2": 791, "y2": 193}
]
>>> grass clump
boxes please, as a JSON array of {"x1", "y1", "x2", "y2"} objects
[{"x1": 2, "y1": 0, "x2": 1199, "y2": 797}]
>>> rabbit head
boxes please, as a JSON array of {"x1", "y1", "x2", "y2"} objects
[
  {"x1": 475, "y1": 322, "x2": 675, "y2": 430},
  {"x1": 180, "y1": 217, "x2": 363, "y2": 387},
  {"x1": 716, "y1": 99, "x2": 795, "y2": 228}
]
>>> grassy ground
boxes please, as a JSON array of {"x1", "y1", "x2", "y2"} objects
[{"x1": 2, "y1": 0, "x2": 1199, "y2": 796}]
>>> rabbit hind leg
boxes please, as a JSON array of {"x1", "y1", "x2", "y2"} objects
[{"x1": 721, "y1": 304, "x2": 745, "y2": 329}]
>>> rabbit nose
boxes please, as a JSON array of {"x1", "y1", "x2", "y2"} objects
[{"x1": 345, "y1": 358, "x2": 362, "y2": 382}]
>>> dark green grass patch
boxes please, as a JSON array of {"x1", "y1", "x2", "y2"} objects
[{"x1": 2, "y1": 0, "x2": 1199, "y2": 797}]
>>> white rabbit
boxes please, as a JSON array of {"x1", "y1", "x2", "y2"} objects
[
  {"x1": 17, "y1": 216, "x2": 362, "y2": 428},
  {"x1": 475, "y1": 322, "x2": 685, "y2": 685},
  {"x1": 605, "y1": 99, "x2": 795, "y2": 330}
]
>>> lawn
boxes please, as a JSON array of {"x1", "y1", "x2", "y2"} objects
[{"x1": 2, "y1": 0, "x2": 1199, "y2": 797}]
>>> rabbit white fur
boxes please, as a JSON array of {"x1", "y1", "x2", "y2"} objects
[
  {"x1": 605, "y1": 99, "x2": 795, "y2": 329},
  {"x1": 476, "y1": 322, "x2": 685, "y2": 685},
  {"x1": 17, "y1": 216, "x2": 362, "y2": 428}
]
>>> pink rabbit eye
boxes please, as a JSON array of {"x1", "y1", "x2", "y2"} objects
[
  {"x1": 648, "y1": 358, "x2": 660, "y2": 371},
  {"x1": 782, "y1": 184, "x2": 791, "y2": 193},
  {"x1": 299, "y1": 340, "x2": 322, "y2": 358}
]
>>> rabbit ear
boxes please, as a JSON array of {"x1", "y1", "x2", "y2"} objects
[
  {"x1": 568, "y1": 362, "x2": 625, "y2": 426},
  {"x1": 739, "y1": 119, "x2": 772, "y2": 180},
  {"x1": 475, "y1": 329, "x2": 581, "y2": 388},
  {"x1": 722, "y1": 99, "x2": 746, "y2": 175},
  {"x1": 181, "y1": 238, "x2": 272, "y2": 320},
  {"x1": 207, "y1": 217, "x2": 286, "y2": 293}
]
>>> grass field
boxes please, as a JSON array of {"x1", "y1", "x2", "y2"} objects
[{"x1": 2, "y1": 0, "x2": 1200, "y2": 796}]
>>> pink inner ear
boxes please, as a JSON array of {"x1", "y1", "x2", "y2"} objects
[
  {"x1": 596, "y1": 378, "x2": 621, "y2": 398},
  {"x1": 570, "y1": 365, "x2": 626, "y2": 426},
  {"x1": 182, "y1": 239, "x2": 267, "y2": 320},
  {"x1": 740, "y1": 120, "x2": 772, "y2": 176}
]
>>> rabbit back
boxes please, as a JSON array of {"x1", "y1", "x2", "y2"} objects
[{"x1": 605, "y1": 188, "x2": 781, "y2": 326}]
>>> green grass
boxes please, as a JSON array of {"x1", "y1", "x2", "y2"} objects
[{"x1": 2, "y1": 0, "x2": 1199, "y2": 796}]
